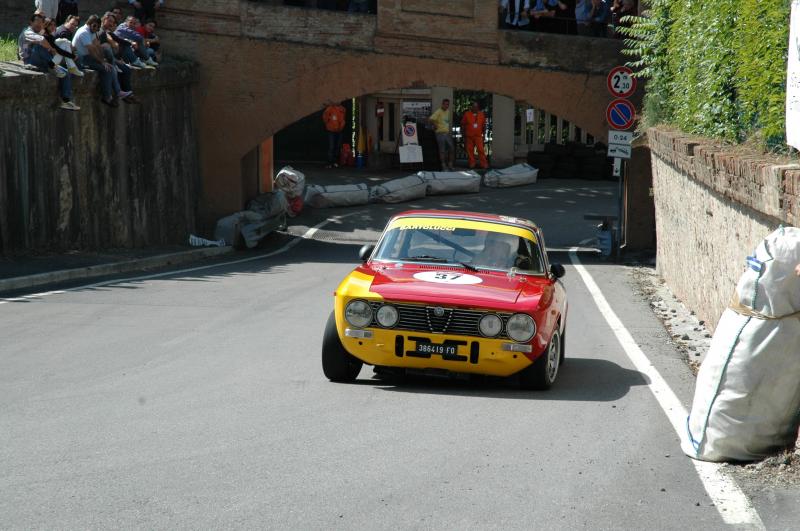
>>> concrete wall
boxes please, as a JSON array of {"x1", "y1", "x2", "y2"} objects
[
  {"x1": 648, "y1": 127, "x2": 800, "y2": 330},
  {"x1": 0, "y1": 62, "x2": 199, "y2": 253}
]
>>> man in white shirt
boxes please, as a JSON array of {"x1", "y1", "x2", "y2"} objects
[{"x1": 73, "y1": 15, "x2": 131, "y2": 107}]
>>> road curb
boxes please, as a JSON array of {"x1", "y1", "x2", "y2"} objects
[{"x1": 0, "y1": 246, "x2": 234, "y2": 294}]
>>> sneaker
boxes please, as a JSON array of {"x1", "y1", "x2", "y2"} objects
[
  {"x1": 133, "y1": 58, "x2": 147, "y2": 69},
  {"x1": 142, "y1": 63, "x2": 156, "y2": 70},
  {"x1": 128, "y1": 62, "x2": 142, "y2": 70},
  {"x1": 67, "y1": 66, "x2": 84, "y2": 77},
  {"x1": 60, "y1": 101, "x2": 80, "y2": 111},
  {"x1": 145, "y1": 58, "x2": 158, "y2": 67},
  {"x1": 53, "y1": 65, "x2": 68, "y2": 78},
  {"x1": 119, "y1": 90, "x2": 133, "y2": 99}
]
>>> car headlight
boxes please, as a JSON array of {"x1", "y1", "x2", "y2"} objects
[
  {"x1": 344, "y1": 300, "x2": 373, "y2": 328},
  {"x1": 479, "y1": 314, "x2": 503, "y2": 337},
  {"x1": 506, "y1": 313, "x2": 536, "y2": 342},
  {"x1": 376, "y1": 304, "x2": 399, "y2": 328}
]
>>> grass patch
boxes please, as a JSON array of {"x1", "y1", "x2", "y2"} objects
[{"x1": 0, "y1": 34, "x2": 18, "y2": 62}]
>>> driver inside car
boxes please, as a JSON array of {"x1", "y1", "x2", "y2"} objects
[{"x1": 474, "y1": 232, "x2": 517, "y2": 269}]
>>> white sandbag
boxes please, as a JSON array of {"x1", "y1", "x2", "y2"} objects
[
  {"x1": 369, "y1": 175, "x2": 428, "y2": 204},
  {"x1": 683, "y1": 226, "x2": 800, "y2": 462},
  {"x1": 214, "y1": 213, "x2": 245, "y2": 246},
  {"x1": 247, "y1": 191, "x2": 289, "y2": 220},
  {"x1": 274, "y1": 166, "x2": 306, "y2": 199},
  {"x1": 306, "y1": 183, "x2": 370, "y2": 208},
  {"x1": 418, "y1": 170, "x2": 481, "y2": 195},
  {"x1": 483, "y1": 163, "x2": 539, "y2": 188}
]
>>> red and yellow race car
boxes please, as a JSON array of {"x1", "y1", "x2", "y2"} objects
[{"x1": 322, "y1": 210, "x2": 568, "y2": 389}]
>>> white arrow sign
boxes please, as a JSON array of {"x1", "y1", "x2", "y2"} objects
[{"x1": 607, "y1": 144, "x2": 632, "y2": 159}]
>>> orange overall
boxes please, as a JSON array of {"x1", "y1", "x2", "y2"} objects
[{"x1": 461, "y1": 111, "x2": 488, "y2": 169}]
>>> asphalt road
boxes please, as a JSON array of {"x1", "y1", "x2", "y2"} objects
[{"x1": 0, "y1": 181, "x2": 792, "y2": 529}]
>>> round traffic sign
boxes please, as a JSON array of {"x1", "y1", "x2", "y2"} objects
[
  {"x1": 607, "y1": 66, "x2": 636, "y2": 98},
  {"x1": 606, "y1": 99, "x2": 636, "y2": 130}
]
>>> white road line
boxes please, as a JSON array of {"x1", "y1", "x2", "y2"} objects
[
  {"x1": 568, "y1": 250, "x2": 765, "y2": 529},
  {"x1": 0, "y1": 216, "x2": 344, "y2": 305}
]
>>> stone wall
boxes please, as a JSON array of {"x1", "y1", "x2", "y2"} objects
[
  {"x1": 648, "y1": 127, "x2": 800, "y2": 329},
  {"x1": 0, "y1": 62, "x2": 199, "y2": 253}
]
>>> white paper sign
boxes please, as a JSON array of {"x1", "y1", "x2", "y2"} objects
[
  {"x1": 526, "y1": 108, "x2": 535, "y2": 123},
  {"x1": 788, "y1": 1, "x2": 800, "y2": 149},
  {"x1": 608, "y1": 131, "x2": 633, "y2": 145},
  {"x1": 399, "y1": 145, "x2": 423, "y2": 163}
]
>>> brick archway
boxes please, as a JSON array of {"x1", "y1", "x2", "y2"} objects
[{"x1": 191, "y1": 41, "x2": 612, "y2": 223}]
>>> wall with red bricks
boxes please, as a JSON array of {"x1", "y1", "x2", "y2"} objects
[{"x1": 648, "y1": 127, "x2": 800, "y2": 329}]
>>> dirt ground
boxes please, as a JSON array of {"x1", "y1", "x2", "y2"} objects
[{"x1": 625, "y1": 263, "x2": 800, "y2": 487}]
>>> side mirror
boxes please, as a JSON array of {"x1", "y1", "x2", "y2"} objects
[
  {"x1": 550, "y1": 263, "x2": 565, "y2": 279},
  {"x1": 359, "y1": 244, "x2": 375, "y2": 262}
]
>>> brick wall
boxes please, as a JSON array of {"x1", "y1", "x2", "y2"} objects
[{"x1": 648, "y1": 127, "x2": 800, "y2": 329}]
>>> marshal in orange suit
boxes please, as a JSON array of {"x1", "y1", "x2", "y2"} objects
[{"x1": 460, "y1": 101, "x2": 489, "y2": 170}]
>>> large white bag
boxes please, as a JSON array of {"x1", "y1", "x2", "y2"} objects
[
  {"x1": 483, "y1": 163, "x2": 538, "y2": 188},
  {"x1": 274, "y1": 166, "x2": 306, "y2": 199},
  {"x1": 683, "y1": 226, "x2": 800, "y2": 462},
  {"x1": 305, "y1": 183, "x2": 370, "y2": 208},
  {"x1": 418, "y1": 170, "x2": 481, "y2": 195},
  {"x1": 369, "y1": 175, "x2": 428, "y2": 204}
]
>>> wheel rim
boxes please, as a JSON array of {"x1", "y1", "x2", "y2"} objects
[{"x1": 547, "y1": 333, "x2": 560, "y2": 383}]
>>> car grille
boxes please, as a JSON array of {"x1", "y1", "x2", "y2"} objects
[{"x1": 370, "y1": 302, "x2": 511, "y2": 339}]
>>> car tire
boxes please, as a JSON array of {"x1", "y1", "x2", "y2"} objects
[
  {"x1": 518, "y1": 329, "x2": 561, "y2": 391},
  {"x1": 559, "y1": 326, "x2": 566, "y2": 366},
  {"x1": 322, "y1": 311, "x2": 363, "y2": 382}
]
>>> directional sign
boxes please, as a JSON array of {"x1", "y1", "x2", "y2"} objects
[
  {"x1": 606, "y1": 99, "x2": 636, "y2": 131},
  {"x1": 607, "y1": 144, "x2": 632, "y2": 159},
  {"x1": 607, "y1": 66, "x2": 637, "y2": 98},
  {"x1": 608, "y1": 131, "x2": 633, "y2": 146}
]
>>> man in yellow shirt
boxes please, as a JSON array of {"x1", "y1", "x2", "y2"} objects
[{"x1": 428, "y1": 99, "x2": 455, "y2": 171}]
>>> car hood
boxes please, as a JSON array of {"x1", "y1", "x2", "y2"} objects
[{"x1": 359, "y1": 263, "x2": 548, "y2": 309}]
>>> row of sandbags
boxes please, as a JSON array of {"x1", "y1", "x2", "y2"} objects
[{"x1": 305, "y1": 164, "x2": 538, "y2": 208}]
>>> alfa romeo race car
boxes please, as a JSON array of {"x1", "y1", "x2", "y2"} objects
[{"x1": 322, "y1": 210, "x2": 568, "y2": 390}]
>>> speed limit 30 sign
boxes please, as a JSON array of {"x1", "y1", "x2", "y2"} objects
[{"x1": 607, "y1": 66, "x2": 636, "y2": 98}]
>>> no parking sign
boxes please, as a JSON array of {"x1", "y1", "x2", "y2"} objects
[{"x1": 606, "y1": 99, "x2": 636, "y2": 131}]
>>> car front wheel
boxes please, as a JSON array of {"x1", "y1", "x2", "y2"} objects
[
  {"x1": 321, "y1": 311, "x2": 363, "y2": 382},
  {"x1": 518, "y1": 329, "x2": 561, "y2": 391}
]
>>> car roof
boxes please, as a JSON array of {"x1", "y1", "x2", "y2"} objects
[{"x1": 391, "y1": 210, "x2": 540, "y2": 232}]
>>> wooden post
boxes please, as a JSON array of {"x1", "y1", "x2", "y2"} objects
[{"x1": 259, "y1": 137, "x2": 274, "y2": 193}]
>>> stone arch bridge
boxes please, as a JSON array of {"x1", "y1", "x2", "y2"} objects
[{"x1": 157, "y1": 0, "x2": 632, "y2": 224}]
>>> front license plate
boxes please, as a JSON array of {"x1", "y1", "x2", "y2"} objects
[{"x1": 415, "y1": 342, "x2": 457, "y2": 356}]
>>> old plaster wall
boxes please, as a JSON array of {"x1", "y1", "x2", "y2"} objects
[
  {"x1": 648, "y1": 127, "x2": 800, "y2": 329},
  {"x1": 0, "y1": 62, "x2": 199, "y2": 253}
]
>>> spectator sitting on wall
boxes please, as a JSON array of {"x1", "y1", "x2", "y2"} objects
[
  {"x1": 499, "y1": 0, "x2": 530, "y2": 29},
  {"x1": 589, "y1": 0, "x2": 610, "y2": 37},
  {"x1": 55, "y1": 14, "x2": 80, "y2": 40},
  {"x1": 72, "y1": 14, "x2": 132, "y2": 107},
  {"x1": 348, "y1": 0, "x2": 368, "y2": 12},
  {"x1": 611, "y1": 0, "x2": 635, "y2": 36},
  {"x1": 529, "y1": 0, "x2": 567, "y2": 33},
  {"x1": 99, "y1": 12, "x2": 139, "y2": 103},
  {"x1": 34, "y1": 0, "x2": 59, "y2": 19},
  {"x1": 575, "y1": 0, "x2": 592, "y2": 36},
  {"x1": 115, "y1": 16, "x2": 157, "y2": 68},
  {"x1": 136, "y1": 19, "x2": 161, "y2": 62},
  {"x1": 323, "y1": 100, "x2": 346, "y2": 168},
  {"x1": 56, "y1": 0, "x2": 79, "y2": 25},
  {"x1": 111, "y1": 6, "x2": 123, "y2": 23},
  {"x1": 18, "y1": 13, "x2": 80, "y2": 111},
  {"x1": 43, "y1": 17, "x2": 83, "y2": 77},
  {"x1": 129, "y1": 0, "x2": 163, "y2": 22}
]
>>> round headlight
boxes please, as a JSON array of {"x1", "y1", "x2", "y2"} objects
[
  {"x1": 479, "y1": 314, "x2": 503, "y2": 337},
  {"x1": 344, "y1": 300, "x2": 373, "y2": 328},
  {"x1": 376, "y1": 304, "x2": 399, "y2": 328},
  {"x1": 506, "y1": 313, "x2": 536, "y2": 342}
]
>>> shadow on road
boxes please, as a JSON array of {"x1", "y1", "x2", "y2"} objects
[{"x1": 357, "y1": 357, "x2": 648, "y2": 402}]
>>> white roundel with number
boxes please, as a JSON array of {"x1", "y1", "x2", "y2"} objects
[
  {"x1": 607, "y1": 66, "x2": 636, "y2": 98},
  {"x1": 413, "y1": 271, "x2": 483, "y2": 285}
]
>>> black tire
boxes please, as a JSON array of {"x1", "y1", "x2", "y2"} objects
[
  {"x1": 321, "y1": 312, "x2": 363, "y2": 382},
  {"x1": 559, "y1": 326, "x2": 566, "y2": 366},
  {"x1": 518, "y1": 329, "x2": 561, "y2": 391}
]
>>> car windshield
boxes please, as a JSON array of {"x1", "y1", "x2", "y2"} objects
[{"x1": 373, "y1": 224, "x2": 545, "y2": 274}]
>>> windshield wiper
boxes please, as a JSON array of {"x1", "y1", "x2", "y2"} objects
[
  {"x1": 400, "y1": 255, "x2": 449, "y2": 262},
  {"x1": 458, "y1": 261, "x2": 478, "y2": 271}
]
